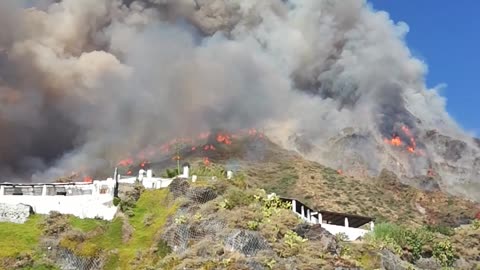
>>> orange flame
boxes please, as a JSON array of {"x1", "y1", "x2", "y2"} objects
[
  {"x1": 117, "y1": 158, "x2": 133, "y2": 167},
  {"x1": 203, "y1": 157, "x2": 210, "y2": 166},
  {"x1": 384, "y1": 136, "x2": 402, "y2": 147},
  {"x1": 384, "y1": 125, "x2": 423, "y2": 155},
  {"x1": 337, "y1": 169, "x2": 343, "y2": 175},
  {"x1": 83, "y1": 176, "x2": 93, "y2": 183},
  {"x1": 116, "y1": 128, "x2": 265, "y2": 172},
  {"x1": 216, "y1": 133, "x2": 232, "y2": 145},
  {"x1": 127, "y1": 170, "x2": 132, "y2": 175}
]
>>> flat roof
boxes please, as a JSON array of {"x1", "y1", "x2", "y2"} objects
[
  {"x1": 280, "y1": 196, "x2": 375, "y2": 228},
  {"x1": 0, "y1": 182, "x2": 94, "y2": 186}
]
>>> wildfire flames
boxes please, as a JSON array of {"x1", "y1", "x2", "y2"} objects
[
  {"x1": 384, "y1": 125, "x2": 424, "y2": 156},
  {"x1": 115, "y1": 128, "x2": 265, "y2": 170}
]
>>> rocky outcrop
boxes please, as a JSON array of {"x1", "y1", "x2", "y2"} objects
[
  {"x1": 380, "y1": 249, "x2": 419, "y2": 270},
  {"x1": 294, "y1": 223, "x2": 340, "y2": 255},
  {"x1": 168, "y1": 178, "x2": 190, "y2": 197},
  {"x1": 187, "y1": 187, "x2": 217, "y2": 204},
  {"x1": 224, "y1": 230, "x2": 270, "y2": 256},
  {"x1": 414, "y1": 257, "x2": 442, "y2": 270},
  {"x1": 0, "y1": 203, "x2": 33, "y2": 224}
]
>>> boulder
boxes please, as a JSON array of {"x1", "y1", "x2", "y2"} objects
[
  {"x1": 380, "y1": 249, "x2": 419, "y2": 270},
  {"x1": 0, "y1": 203, "x2": 33, "y2": 224},
  {"x1": 168, "y1": 178, "x2": 190, "y2": 197},
  {"x1": 414, "y1": 257, "x2": 442, "y2": 270},
  {"x1": 224, "y1": 230, "x2": 270, "y2": 256},
  {"x1": 294, "y1": 223, "x2": 339, "y2": 254}
]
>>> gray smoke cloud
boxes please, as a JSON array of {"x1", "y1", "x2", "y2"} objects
[{"x1": 0, "y1": 0, "x2": 478, "y2": 198}]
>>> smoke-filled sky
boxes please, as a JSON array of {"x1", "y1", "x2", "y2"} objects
[
  {"x1": 369, "y1": 0, "x2": 480, "y2": 134},
  {"x1": 0, "y1": 0, "x2": 475, "y2": 181}
]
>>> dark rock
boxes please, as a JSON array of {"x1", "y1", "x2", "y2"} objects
[
  {"x1": 187, "y1": 187, "x2": 217, "y2": 204},
  {"x1": 414, "y1": 257, "x2": 441, "y2": 270},
  {"x1": 444, "y1": 139, "x2": 467, "y2": 162},
  {"x1": 415, "y1": 176, "x2": 441, "y2": 192},
  {"x1": 294, "y1": 224, "x2": 339, "y2": 254},
  {"x1": 168, "y1": 178, "x2": 190, "y2": 197},
  {"x1": 380, "y1": 249, "x2": 419, "y2": 270},
  {"x1": 224, "y1": 230, "x2": 270, "y2": 256},
  {"x1": 453, "y1": 258, "x2": 474, "y2": 270}
]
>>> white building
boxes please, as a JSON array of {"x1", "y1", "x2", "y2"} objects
[
  {"x1": 279, "y1": 196, "x2": 375, "y2": 241},
  {"x1": 0, "y1": 178, "x2": 118, "y2": 220},
  {"x1": 116, "y1": 165, "x2": 190, "y2": 189},
  {"x1": 0, "y1": 165, "x2": 192, "y2": 221}
]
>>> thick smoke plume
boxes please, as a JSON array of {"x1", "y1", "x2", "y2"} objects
[{"x1": 0, "y1": 0, "x2": 478, "y2": 198}]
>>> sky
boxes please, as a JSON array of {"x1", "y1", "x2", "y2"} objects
[{"x1": 368, "y1": 1, "x2": 480, "y2": 134}]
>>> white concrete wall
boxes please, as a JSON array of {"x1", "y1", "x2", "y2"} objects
[
  {"x1": 321, "y1": 224, "x2": 369, "y2": 241},
  {"x1": 0, "y1": 179, "x2": 118, "y2": 220},
  {"x1": 0, "y1": 168, "x2": 184, "y2": 221},
  {"x1": 118, "y1": 176, "x2": 174, "y2": 189},
  {"x1": 0, "y1": 194, "x2": 117, "y2": 220}
]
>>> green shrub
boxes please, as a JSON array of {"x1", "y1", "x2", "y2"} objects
[
  {"x1": 404, "y1": 228, "x2": 433, "y2": 261},
  {"x1": 174, "y1": 215, "x2": 187, "y2": 225},
  {"x1": 156, "y1": 240, "x2": 172, "y2": 259},
  {"x1": 368, "y1": 223, "x2": 407, "y2": 246},
  {"x1": 113, "y1": 197, "x2": 121, "y2": 206},
  {"x1": 279, "y1": 230, "x2": 308, "y2": 257},
  {"x1": 219, "y1": 188, "x2": 255, "y2": 210},
  {"x1": 425, "y1": 224, "x2": 455, "y2": 236},
  {"x1": 247, "y1": 220, "x2": 260, "y2": 231},
  {"x1": 119, "y1": 198, "x2": 136, "y2": 216},
  {"x1": 432, "y1": 240, "x2": 455, "y2": 267},
  {"x1": 472, "y1": 219, "x2": 480, "y2": 230},
  {"x1": 366, "y1": 223, "x2": 434, "y2": 261},
  {"x1": 164, "y1": 168, "x2": 179, "y2": 178}
]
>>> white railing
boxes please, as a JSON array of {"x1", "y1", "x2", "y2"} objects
[{"x1": 288, "y1": 197, "x2": 373, "y2": 241}]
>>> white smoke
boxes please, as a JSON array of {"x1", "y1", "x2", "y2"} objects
[{"x1": 0, "y1": 0, "x2": 478, "y2": 199}]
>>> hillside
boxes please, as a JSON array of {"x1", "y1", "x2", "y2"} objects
[
  {"x1": 1, "y1": 138, "x2": 479, "y2": 270},
  {"x1": 130, "y1": 135, "x2": 479, "y2": 227}
]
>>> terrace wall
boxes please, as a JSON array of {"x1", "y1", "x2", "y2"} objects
[{"x1": 0, "y1": 179, "x2": 118, "y2": 220}]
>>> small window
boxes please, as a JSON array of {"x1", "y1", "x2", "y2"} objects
[{"x1": 100, "y1": 186, "x2": 108, "y2": 194}]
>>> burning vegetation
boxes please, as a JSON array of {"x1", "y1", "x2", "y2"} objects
[
  {"x1": 384, "y1": 125, "x2": 424, "y2": 156},
  {"x1": 115, "y1": 128, "x2": 266, "y2": 173}
]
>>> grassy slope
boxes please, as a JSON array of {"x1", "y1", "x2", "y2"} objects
[
  {"x1": 61, "y1": 189, "x2": 177, "y2": 269},
  {"x1": 0, "y1": 215, "x2": 43, "y2": 258}
]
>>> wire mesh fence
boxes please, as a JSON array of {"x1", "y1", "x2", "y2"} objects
[
  {"x1": 52, "y1": 247, "x2": 103, "y2": 270},
  {"x1": 161, "y1": 176, "x2": 273, "y2": 260}
]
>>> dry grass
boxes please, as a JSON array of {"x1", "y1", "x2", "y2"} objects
[{"x1": 242, "y1": 151, "x2": 478, "y2": 227}]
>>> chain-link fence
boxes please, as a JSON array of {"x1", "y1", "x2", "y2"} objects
[
  {"x1": 161, "y1": 177, "x2": 273, "y2": 261},
  {"x1": 51, "y1": 247, "x2": 103, "y2": 270}
]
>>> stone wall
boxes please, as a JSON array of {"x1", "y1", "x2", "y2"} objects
[{"x1": 0, "y1": 203, "x2": 33, "y2": 224}]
